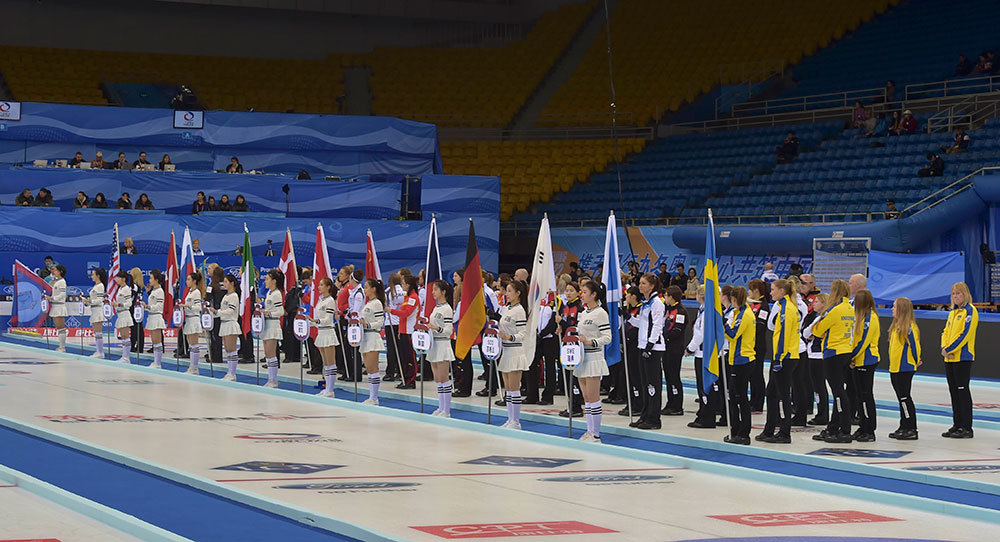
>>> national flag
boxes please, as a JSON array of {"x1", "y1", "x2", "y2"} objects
[
  {"x1": 455, "y1": 220, "x2": 486, "y2": 359},
  {"x1": 179, "y1": 226, "x2": 195, "y2": 299},
  {"x1": 107, "y1": 223, "x2": 121, "y2": 310},
  {"x1": 365, "y1": 229, "x2": 382, "y2": 282},
  {"x1": 278, "y1": 227, "x2": 297, "y2": 298},
  {"x1": 240, "y1": 223, "x2": 257, "y2": 335},
  {"x1": 11, "y1": 260, "x2": 52, "y2": 328},
  {"x1": 524, "y1": 214, "x2": 555, "y2": 362},
  {"x1": 423, "y1": 216, "x2": 442, "y2": 319},
  {"x1": 702, "y1": 209, "x2": 725, "y2": 394},
  {"x1": 602, "y1": 212, "x2": 623, "y2": 366},
  {"x1": 164, "y1": 230, "x2": 179, "y2": 325},
  {"x1": 311, "y1": 222, "x2": 333, "y2": 313}
]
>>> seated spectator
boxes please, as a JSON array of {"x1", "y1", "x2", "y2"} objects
[
  {"x1": 226, "y1": 156, "x2": 243, "y2": 174},
  {"x1": 90, "y1": 152, "x2": 105, "y2": 169},
  {"x1": 956, "y1": 54, "x2": 973, "y2": 76},
  {"x1": 864, "y1": 112, "x2": 887, "y2": 137},
  {"x1": 159, "y1": 154, "x2": 173, "y2": 170},
  {"x1": 116, "y1": 192, "x2": 133, "y2": 209},
  {"x1": 15, "y1": 188, "x2": 33, "y2": 206},
  {"x1": 132, "y1": 151, "x2": 152, "y2": 169},
  {"x1": 122, "y1": 237, "x2": 138, "y2": 255},
  {"x1": 884, "y1": 200, "x2": 901, "y2": 219},
  {"x1": 776, "y1": 130, "x2": 800, "y2": 163},
  {"x1": 191, "y1": 238, "x2": 205, "y2": 256},
  {"x1": 33, "y1": 188, "x2": 54, "y2": 207},
  {"x1": 73, "y1": 191, "x2": 89, "y2": 209},
  {"x1": 68, "y1": 152, "x2": 85, "y2": 167},
  {"x1": 883, "y1": 80, "x2": 896, "y2": 102},
  {"x1": 217, "y1": 194, "x2": 232, "y2": 211},
  {"x1": 113, "y1": 152, "x2": 131, "y2": 170},
  {"x1": 974, "y1": 54, "x2": 993, "y2": 74},
  {"x1": 899, "y1": 110, "x2": 918, "y2": 134},
  {"x1": 887, "y1": 111, "x2": 902, "y2": 136},
  {"x1": 852, "y1": 101, "x2": 867, "y2": 128},
  {"x1": 207, "y1": 196, "x2": 218, "y2": 211},
  {"x1": 297, "y1": 170, "x2": 311, "y2": 180},
  {"x1": 232, "y1": 194, "x2": 249, "y2": 212},
  {"x1": 92, "y1": 192, "x2": 109, "y2": 209},
  {"x1": 135, "y1": 193, "x2": 154, "y2": 210},
  {"x1": 918, "y1": 152, "x2": 944, "y2": 177},
  {"x1": 192, "y1": 191, "x2": 208, "y2": 214},
  {"x1": 942, "y1": 128, "x2": 971, "y2": 154}
]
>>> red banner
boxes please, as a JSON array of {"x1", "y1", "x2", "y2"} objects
[
  {"x1": 709, "y1": 511, "x2": 900, "y2": 527},
  {"x1": 410, "y1": 521, "x2": 615, "y2": 539}
]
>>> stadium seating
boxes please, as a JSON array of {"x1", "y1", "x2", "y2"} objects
[
  {"x1": 785, "y1": 0, "x2": 1000, "y2": 98},
  {"x1": 537, "y1": 0, "x2": 895, "y2": 127},
  {"x1": 440, "y1": 137, "x2": 645, "y2": 219}
]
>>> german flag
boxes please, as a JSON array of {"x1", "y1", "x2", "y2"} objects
[{"x1": 455, "y1": 219, "x2": 486, "y2": 359}]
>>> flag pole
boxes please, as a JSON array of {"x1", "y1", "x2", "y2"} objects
[
  {"x1": 709, "y1": 208, "x2": 731, "y2": 426},
  {"x1": 612, "y1": 211, "x2": 635, "y2": 425}
]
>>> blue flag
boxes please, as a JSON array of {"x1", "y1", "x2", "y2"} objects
[
  {"x1": 602, "y1": 212, "x2": 622, "y2": 366},
  {"x1": 702, "y1": 210, "x2": 725, "y2": 394}
]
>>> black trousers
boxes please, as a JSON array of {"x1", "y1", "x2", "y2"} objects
[
  {"x1": 452, "y1": 339, "x2": 473, "y2": 393},
  {"x1": 537, "y1": 337, "x2": 559, "y2": 401},
  {"x1": 282, "y1": 319, "x2": 300, "y2": 364},
  {"x1": 824, "y1": 354, "x2": 852, "y2": 436},
  {"x1": 854, "y1": 364, "x2": 877, "y2": 434},
  {"x1": 809, "y1": 357, "x2": 829, "y2": 423},
  {"x1": 763, "y1": 357, "x2": 795, "y2": 436},
  {"x1": 639, "y1": 350, "x2": 663, "y2": 424},
  {"x1": 209, "y1": 318, "x2": 223, "y2": 364},
  {"x1": 791, "y1": 352, "x2": 812, "y2": 420},
  {"x1": 749, "y1": 359, "x2": 766, "y2": 411},
  {"x1": 130, "y1": 321, "x2": 145, "y2": 353},
  {"x1": 946, "y1": 361, "x2": 974, "y2": 430},
  {"x1": 844, "y1": 363, "x2": 860, "y2": 419},
  {"x1": 525, "y1": 345, "x2": 542, "y2": 402},
  {"x1": 662, "y1": 346, "x2": 683, "y2": 411},
  {"x1": 238, "y1": 326, "x2": 253, "y2": 361},
  {"x1": 305, "y1": 337, "x2": 322, "y2": 371},
  {"x1": 727, "y1": 362, "x2": 752, "y2": 439},
  {"x1": 384, "y1": 324, "x2": 401, "y2": 378},
  {"x1": 890, "y1": 371, "x2": 917, "y2": 430},
  {"x1": 480, "y1": 345, "x2": 504, "y2": 394},
  {"x1": 397, "y1": 333, "x2": 416, "y2": 383},
  {"x1": 693, "y1": 356, "x2": 715, "y2": 424}
]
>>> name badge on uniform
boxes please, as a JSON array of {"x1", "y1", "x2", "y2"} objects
[
  {"x1": 481, "y1": 334, "x2": 502, "y2": 361},
  {"x1": 172, "y1": 308, "x2": 184, "y2": 326},
  {"x1": 293, "y1": 316, "x2": 310, "y2": 340},
  {"x1": 133, "y1": 305, "x2": 144, "y2": 322},
  {"x1": 758, "y1": 309, "x2": 769, "y2": 320},
  {"x1": 103, "y1": 304, "x2": 114, "y2": 319},
  {"x1": 40, "y1": 298, "x2": 48, "y2": 312},
  {"x1": 675, "y1": 313, "x2": 685, "y2": 324},
  {"x1": 347, "y1": 323, "x2": 362, "y2": 347},
  {"x1": 251, "y1": 313, "x2": 264, "y2": 334},
  {"x1": 412, "y1": 329, "x2": 431, "y2": 354},
  {"x1": 200, "y1": 312, "x2": 213, "y2": 331}
]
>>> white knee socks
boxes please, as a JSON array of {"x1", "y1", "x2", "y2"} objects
[
  {"x1": 225, "y1": 350, "x2": 238, "y2": 376},
  {"x1": 153, "y1": 343, "x2": 163, "y2": 366},
  {"x1": 266, "y1": 357, "x2": 278, "y2": 384},
  {"x1": 189, "y1": 345, "x2": 200, "y2": 370},
  {"x1": 118, "y1": 338, "x2": 129, "y2": 361},
  {"x1": 323, "y1": 366, "x2": 337, "y2": 392},
  {"x1": 57, "y1": 329, "x2": 67, "y2": 350},
  {"x1": 95, "y1": 334, "x2": 104, "y2": 357},
  {"x1": 437, "y1": 381, "x2": 453, "y2": 415},
  {"x1": 368, "y1": 372, "x2": 382, "y2": 400},
  {"x1": 507, "y1": 390, "x2": 522, "y2": 423},
  {"x1": 585, "y1": 402, "x2": 603, "y2": 437}
]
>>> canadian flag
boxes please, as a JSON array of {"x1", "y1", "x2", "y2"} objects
[{"x1": 277, "y1": 227, "x2": 297, "y2": 297}]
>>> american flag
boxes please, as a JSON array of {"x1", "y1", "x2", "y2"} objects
[{"x1": 107, "y1": 223, "x2": 121, "y2": 310}]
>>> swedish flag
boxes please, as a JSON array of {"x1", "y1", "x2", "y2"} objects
[{"x1": 702, "y1": 210, "x2": 725, "y2": 394}]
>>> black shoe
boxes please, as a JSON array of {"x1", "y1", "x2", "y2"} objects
[
  {"x1": 812, "y1": 430, "x2": 831, "y2": 441},
  {"x1": 475, "y1": 389, "x2": 496, "y2": 397},
  {"x1": 453, "y1": 391, "x2": 471, "y2": 398},
  {"x1": 539, "y1": 398, "x2": 554, "y2": 405},
  {"x1": 636, "y1": 421, "x2": 661, "y2": 430},
  {"x1": 628, "y1": 420, "x2": 642, "y2": 428},
  {"x1": 477, "y1": 373, "x2": 487, "y2": 380},
  {"x1": 854, "y1": 432, "x2": 876, "y2": 443},
  {"x1": 941, "y1": 426, "x2": 959, "y2": 438},
  {"x1": 952, "y1": 428, "x2": 974, "y2": 439},
  {"x1": 382, "y1": 375, "x2": 397, "y2": 382},
  {"x1": 522, "y1": 397, "x2": 538, "y2": 405},
  {"x1": 687, "y1": 420, "x2": 716, "y2": 429},
  {"x1": 755, "y1": 433, "x2": 775, "y2": 442},
  {"x1": 771, "y1": 434, "x2": 792, "y2": 444},
  {"x1": 306, "y1": 369, "x2": 322, "y2": 375},
  {"x1": 715, "y1": 418, "x2": 728, "y2": 427},
  {"x1": 851, "y1": 416, "x2": 861, "y2": 426},
  {"x1": 619, "y1": 407, "x2": 636, "y2": 416},
  {"x1": 238, "y1": 359, "x2": 255, "y2": 364},
  {"x1": 807, "y1": 417, "x2": 828, "y2": 426},
  {"x1": 494, "y1": 399, "x2": 507, "y2": 407},
  {"x1": 724, "y1": 435, "x2": 750, "y2": 445},
  {"x1": 790, "y1": 417, "x2": 808, "y2": 427},
  {"x1": 888, "y1": 428, "x2": 902, "y2": 439},
  {"x1": 661, "y1": 408, "x2": 684, "y2": 416},
  {"x1": 396, "y1": 382, "x2": 415, "y2": 389},
  {"x1": 896, "y1": 429, "x2": 919, "y2": 440},
  {"x1": 824, "y1": 433, "x2": 853, "y2": 443},
  {"x1": 559, "y1": 409, "x2": 583, "y2": 418}
]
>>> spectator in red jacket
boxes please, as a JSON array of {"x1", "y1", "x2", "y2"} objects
[{"x1": 899, "y1": 110, "x2": 918, "y2": 134}]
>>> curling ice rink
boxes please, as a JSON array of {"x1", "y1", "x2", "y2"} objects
[{"x1": 1, "y1": 337, "x2": 999, "y2": 541}]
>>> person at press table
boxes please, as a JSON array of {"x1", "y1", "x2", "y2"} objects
[
  {"x1": 192, "y1": 192, "x2": 208, "y2": 215},
  {"x1": 888, "y1": 297, "x2": 920, "y2": 440},
  {"x1": 554, "y1": 282, "x2": 584, "y2": 416},
  {"x1": 226, "y1": 156, "x2": 244, "y2": 174},
  {"x1": 15, "y1": 188, "x2": 33, "y2": 206},
  {"x1": 723, "y1": 286, "x2": 756, "y2": 445},
  {"x1": 116, "y1": 192, "x2": 133, "y2": 210},
  {"x1": 260, "y1": 269, "x2": 286, "y2": 388},
  {"x1": 128, "y1": 268, "x2": 146, "y2": 355},
  {"x1": 90, "y1": 151, "x2": 105, "y2": 169},
  {"x1": 33, "y1": 188, "x2": 54, "y2": 207},
  {"x1": 83, "y1": 268, "x2": 108, "y2": 358},
  {"x1": 92, "y1": 192, "x2": 109, "y2": 209},
  {"x1": 182, "y1": 271, "x2": 206, "y2": 375},
  {"x1": 661, "y1": 285, "x2": 687, "y2": 416},
  {"x1": 158, "y1": 154, "x2": 172, "y2": 171},
  {"x1": 218, "y1": 194, "x2": 233, "y2": 212},
  {"x1": 389, "y1": 274, "x2": 420, "y2": 389},
  {"x1": 574, "y1": 280, "x2": 613, "y2": 442},
  {"x1": 359, "y1": 278, "x2": 387, "y2": 406},
  {"x1": 801, "y1": 293, "x2": 830, "y2": 426},
  {"x1": 43, "y1": 264, "x2": 69, "y2": 352},
  {"x1": 69, "y1": 151, "x2": 85, "y2": 168},
  {"x1": 135, "y1": 193, "x2": 154, "y2": 210},
  {"x1": 121, "y1": 237, "x2": 138, "y2": 255},
  {"x1": 207, "y1": 266, "x2": 226, "y2": 368},
  {"x1": 232, "y1": 194, "x2": 249, "y2": 212},
  {"x1": 746, "y1": 279, "x2": 770, "y2": 413},
  {"x1": 144, "y1": 270, "x2": 167, "y2": 368},
  {"x1": 756, "y1": 279, "x2": 800, "y2": 444},
  {"x1": 940, "y1": 282, "x2": 978, "y2": 439},
  {"x1": 112, "y1": 152, "x2": 131, "y2": 170},
  {"x1": 850, "y1": 289, "x2": 880, "y2": 442},
  {"x1": 627, "y1": 274, "x2": 666, "y2": 430},
  {"x1": 811, "y1": 280, "x2": 856, "y2": 444},
  {"x1": 73, "y1": 191, "x2": 89, "y2": 209},
  {"x1": 310, "y1": 277, "x2": 341, "y2": 396},
  {"x1": 112, "y1": 271, "x2": 134, "y2": 363},
  {"x1": 132, "y1": 151, "x2": 152, "y2": 169},
  {"x1": 427, "y1": 280, "x2": 456, "y2": 417},
  {"x1": 207, "y1": 196, "x2": 218, "y2": 212},
  {"x1": 497, "y1": 280, "x2": 530, "y2": 429},
  {"x1": 208, "y1": 274, "x2": 242, "y2": 381}
]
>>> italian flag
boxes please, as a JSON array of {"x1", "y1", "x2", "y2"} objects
[{"x1": 240, "y1": 224, "x2": 257, "y2": 335}]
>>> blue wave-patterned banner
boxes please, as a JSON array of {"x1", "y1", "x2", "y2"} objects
[
  {"x1": 0, "y1": 102, "x2": 442, "y2": 175},
  {"x1": 421, "y1": 174, "x2": 500, "y2": 215},
  {"x1": 0, "y1": 167, "x2": 402, "y2": 219}
]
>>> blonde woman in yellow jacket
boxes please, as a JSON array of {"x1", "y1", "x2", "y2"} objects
[
  {"x1": 888, "y1": 297, "x2": 920, "y2": 440},
  {"x1": 940, "y1": 282, "x2": 977, "y2": 439},
  {"x1": 811, "y1": 280, "x2": 855, "y2": 444},
  {"x1": 850, "y1": 290, "x2": 880, "y2": 442},
  {"x1": 723, "y1": 286, "x2": 755, "y2": 446},
  {"x1": 756, "y1": 279, "x2": 800, "y2": 444}
]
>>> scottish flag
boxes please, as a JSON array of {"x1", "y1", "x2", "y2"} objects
[{"x1": 602, "y1": 212, "x2": 622, "y2": 366}]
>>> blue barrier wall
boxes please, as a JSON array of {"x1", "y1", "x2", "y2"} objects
[{"x1": 0, "y1": 103, "x2": 443, "y2": 176}]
